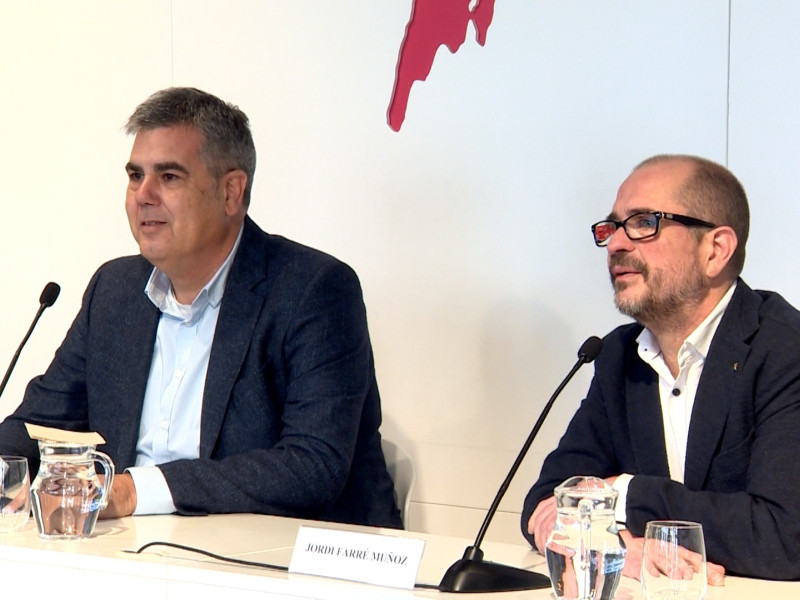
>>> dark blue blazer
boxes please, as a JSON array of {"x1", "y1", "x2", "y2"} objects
[
  {"x1": 0, "y1": 217, "x2": 402, "y2": 528},
  {"x1": 522, "y1": 280, "x2": 800, "y2": 579}
]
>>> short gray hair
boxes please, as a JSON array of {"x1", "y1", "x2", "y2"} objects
[
  {"x1": 125, "y1": 87, "x2": 256, "y2": 206},
  {"x1": 635, "y1": 154, "x2": 749, "y2": 276}
]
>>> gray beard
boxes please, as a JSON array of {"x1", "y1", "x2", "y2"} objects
[{"x1": 612, "y1": 264, "x2": 707, "y2": 326}]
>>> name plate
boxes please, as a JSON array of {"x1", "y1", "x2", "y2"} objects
[{"x1": 289, "y1": 525, "x2": 426, "y2": 589}]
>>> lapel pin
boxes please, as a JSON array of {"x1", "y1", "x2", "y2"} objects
[{"x1": 733, "y1": 362, "x2": 739, "y2": 372}]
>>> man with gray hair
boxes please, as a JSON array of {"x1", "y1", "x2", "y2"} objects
[{"x1": 0, "y1": 87, "x2": 402, "y2": 528}]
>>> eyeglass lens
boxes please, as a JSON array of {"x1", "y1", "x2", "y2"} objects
[{"x1": 593, "y1": 213, "x2": 659, "y2": 245}]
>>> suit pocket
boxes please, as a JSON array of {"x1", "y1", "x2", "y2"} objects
[{"x1": 707, "y1": 429, "x2": 753, "y2": 492}]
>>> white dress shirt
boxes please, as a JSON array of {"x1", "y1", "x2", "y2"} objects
[
  {"x1": 128, "y1": 227, "x2": 243, "y2": 515},
  {"x1": 613, "y1": 281, "x2": 737, "y2": 524}
]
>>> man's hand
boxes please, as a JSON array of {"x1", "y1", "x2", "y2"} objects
[
  {"x1": 527, "y1": 496, "x2": 557, "y2": 552},
  {"x1": 621, "y1": 529, "x2": 726, "y2": 585},
  {"x1": 98, "y1": 472, "x2": 137, "y2": 519},
  {"x1": 620, "y1": 529, "x2": 645, "y2": 579},
  {"x1": 706, "y1": 562, "x2": 726, "y2": 586},
  {"x1": 1, "y1": 482, "x2": 29, "y2": 514}
]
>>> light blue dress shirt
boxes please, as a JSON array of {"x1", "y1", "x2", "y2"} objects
[{"x1": 128, "y1": 227, "x2": 243, "y2": 515}]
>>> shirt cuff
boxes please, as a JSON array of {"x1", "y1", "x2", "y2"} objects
[
  {"x1": 126, "y1": 466, "x2": 177, "y2": 515},
  {"x1": 612, "y1": 473, "x2": 633, "y2": 525}
]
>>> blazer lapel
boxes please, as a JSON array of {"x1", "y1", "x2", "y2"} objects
[
  {"x1": 199, "y1": 218, "x2": 267, "y2": 458},
  {"x1": 684, "y1": 282, "x2": 756, "y2": 489},
  {"x1": 95, "y1": 261, "x2": 161, "y2": 469},
  {"x1": 112, "y1": 306, "x2": 160, "y2": 468},
  {"x1": 626, "y1": 349, "x2": 671, "y2": 477}
]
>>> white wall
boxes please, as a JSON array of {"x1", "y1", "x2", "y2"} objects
[
  {"x1": 0, "y1": 1, "x2": 795, "y2": 545},
  {"x1": 728, "y1": 2, "x2": 800, "y2": 306}
]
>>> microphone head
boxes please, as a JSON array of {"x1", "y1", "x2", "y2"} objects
[
  {"x1": 578, "y1": 336, "x2": 603, "y2": 363},
  {"x1": 39, "y1": 282, "x2": 61, "y2": 308}
]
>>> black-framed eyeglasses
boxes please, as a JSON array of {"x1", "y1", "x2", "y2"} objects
[{"x1": 591, "y1": 211, "x2": 717, "y2": 247}]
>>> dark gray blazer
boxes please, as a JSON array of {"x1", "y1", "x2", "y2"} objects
[
  {"x1": 522, "y1": 280, "x2": 800, "y2": 579},
  {"x1": 0, "y1": 216, "x2": 402, "y2": 528}
]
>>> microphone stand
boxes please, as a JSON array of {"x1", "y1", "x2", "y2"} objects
[
  {"x1": 438, "y1": 337, "x2": 602, "y2": 593},
  {"x1": 0, "y1": 282, "x2": 60, "y2": 399}
]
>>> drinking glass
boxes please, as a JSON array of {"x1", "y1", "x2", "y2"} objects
[
  {"x1": 641, "y1": 521, "x2": 706, "y2": 600},
  {"x1": 0, "y1": 456, "x2": 31, "y2": 533}
]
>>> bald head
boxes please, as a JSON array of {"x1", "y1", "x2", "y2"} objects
[{"x1": 634, "y1": 155, "x2": 749, "y2": 276}]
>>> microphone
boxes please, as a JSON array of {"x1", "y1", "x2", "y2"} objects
[
  {"x1": 0, "y1": 282, "x2": 61, "y2": 399},
  {"x1": 438, "y1": 335, "x2": 603, "y2": 593}
]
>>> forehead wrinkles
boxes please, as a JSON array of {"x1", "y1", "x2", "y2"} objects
[{"x1": 610, "y1": 179, "x2": 685, "y2": 220}]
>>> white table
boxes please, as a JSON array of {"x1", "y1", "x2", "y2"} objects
[{"x1": 0, "y1": 513, "x2": 796, "y2": 599}]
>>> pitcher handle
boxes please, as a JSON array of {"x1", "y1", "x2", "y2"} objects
[
  {"x1": 91, "y1": 450, "x2": 115, "y2": 511},
  {"x1": 578, "y1": 498, "x2": 593, "y2": 593}
]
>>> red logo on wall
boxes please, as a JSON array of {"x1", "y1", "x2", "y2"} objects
[{"x1": 388, "y1": 0, "x2": 496, "y2": 131}]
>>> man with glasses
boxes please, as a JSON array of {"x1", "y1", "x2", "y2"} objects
[{"x1": 522, "y1": 154, "x2": 800, "y2": 581}]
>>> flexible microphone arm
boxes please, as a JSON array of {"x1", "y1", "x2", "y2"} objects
[
  {"x1": 438, "y1": 335, "x2": 603, "y2": 593},
  {"x1": 0, "y1": 282, "x2": 61, "y2": 399}
]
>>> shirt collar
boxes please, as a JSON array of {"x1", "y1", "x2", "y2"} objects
[
  {"x1": 144, "y1": 224, "x2": 244, "y2": 320},
  {"x1": 637, "y1": 280, "x2": 738, "y2": 362}
]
